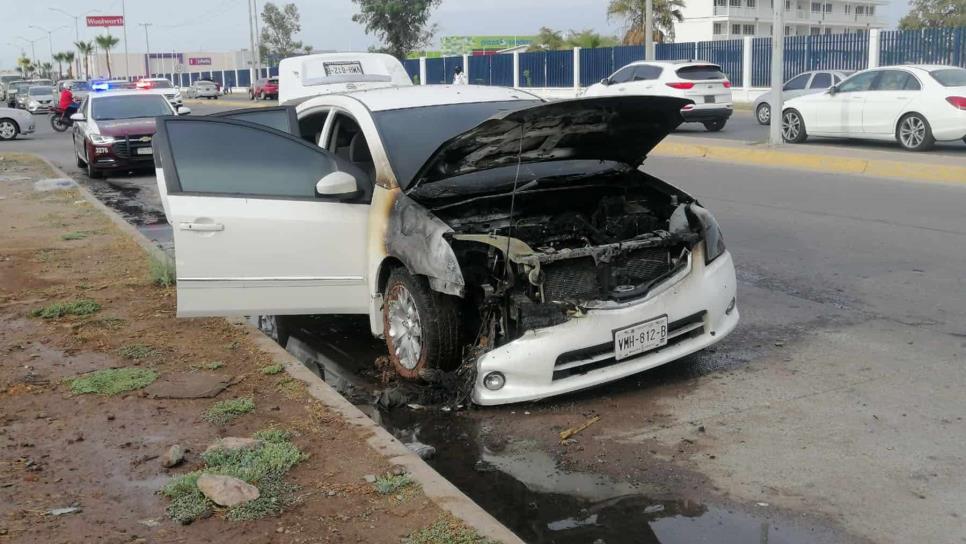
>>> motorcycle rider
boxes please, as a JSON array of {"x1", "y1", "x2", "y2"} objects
[{"x1": 58, "y1": 84, "x2": 77, "y2": 121}]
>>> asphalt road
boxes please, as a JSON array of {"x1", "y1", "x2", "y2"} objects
[{"x1": 6, "y1": 101, "x2": 966, "y2": 543}]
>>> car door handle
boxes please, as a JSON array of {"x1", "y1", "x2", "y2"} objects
[{"x1": 179, "y1": 222, "x2": 224, "y2": 232}]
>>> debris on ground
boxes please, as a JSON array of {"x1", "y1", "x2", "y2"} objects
[
  {"x1": 145, "y1": 372, "x2": 234, "y2": 399},
  {"x1": 406, "y1": 441, "x2": 437, "y2": 460},
  {"x1": 33, "y1": 178, "x2": 77, "y2": 192},
  {"x1": 559, "y1": 415, "x2": 602, "y2": 442},
  {"x1": 46, "y1": 507, "x2": 81, "y2": 516}
]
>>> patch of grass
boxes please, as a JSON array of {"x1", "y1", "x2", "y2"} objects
[
  {"x1": 70, "y1": 367, "x2": 158, "y2": 396},
  {"x1": 203, "y1": 397, "x2": 255, "y2": 425},
  {"x1": 162, "y1": 431, "x2": 304, "y2": 524},
  {"x1": 61, "y1": 231, "x2": 88, "y2": 241},
  {"x1": 274, "y1": 377, "x2": 302, "y2": 398},
  {"x1": 375, "y1": 473, "x2": 414, "y2": 495},
  {"x1": 31, "y1": 298, "x2": 100, "y2": 319},
  {"x1": 85, "y1": 317, "x2": 125, "y2": 330},
  {"x1": 149, "y1": 256, "x2": 176, "y2": 288},
  {"x1": 117, "y1": 343, "x2": 158, "y2": 360},
  {"x1": 192, "y1": 361, "x2": 224, "y2": 371},
  {"x1": 260, "y1": 363, "x2": 284, "y2": 375},
  {"x1": 406, "y1": 517, "x2": 497, "y2": 544}
]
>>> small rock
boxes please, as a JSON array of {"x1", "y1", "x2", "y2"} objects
[
  {"x1": 276, "y1": 527, "x2": 284, "y2": 533},
  {"x1": 161, "y1": 445, "x2": 185, "y2": 468},
  {"x1": 364, "y1": 474, "x2": 376, "y2": 483},
  {"x1": 204, "y1": 437, "x2": 260, "y2": 455},
  {"x1": 196, "y1": 474, "x2": 260, "y2": 507},
  {"x1": 698, "y1": 426, "x2": 706, "y2": 433},
  {"x1": 138, "y1": 518, "x2": 161, "y2": 528},
  {"x1": 47, "y1": 506, "x2": 81, "y2": 516},
  {"x1": 327, "y1": 491, "x2": 336, "y2": 497},
  {"x1": 106, "y1": 414, "x2": 115, "y2": 421},
  {"x1": 391, "y1": 466, "x2": 406, "y2": 476},
  {"x1": 405, "y1": 442, "x2": 436, "y2": 460}
]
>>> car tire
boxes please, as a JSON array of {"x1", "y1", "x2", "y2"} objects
[
  {"x1": 76, "y1": 149, "x2": 85, "y2": 168},
  {"x1": 703, "y1": 119, "x2": 726, "y2": 132},
  {"x1": 896, "y1": 113, "x2": 935, "y2": 152},
  {"x1": 382, "y1": 267, "x2": 461, "y2": 380},
  {"x1": 0, "y1": 118, "x2": 18, "y2": 141},
  {"x1": 259, "y1": 91, "x2": 266, "y2": 100},
  {"x1": 257, "y1": 315, "x2": 290, "y2": 348},
  {"x1": 756, "y1": 103, "x2": 771, "y2": 125},
  {"x1": 86, "y1": 155, "x2": 104, "y2": 179},
  {"x1": 781, "y1": 109, "x2": 808, "y2": 143}
]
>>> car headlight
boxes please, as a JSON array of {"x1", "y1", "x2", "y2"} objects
[
  {"x1": 687, "y1": 204, "x2": 727, "y2": 263},
  {"x1": 89, "y1": 133, "x2": 116, "y2": 145},
  {"x1": 29, "y1": 100, "x2": 39, "y2": 108}
]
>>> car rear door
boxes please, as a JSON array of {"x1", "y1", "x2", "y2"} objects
[
  {"x1": 153, "y1": 116, "x2": 370, "y2": 317},
  {"x1": 860, "y1": 69, "x2": 920, "y2": 135}
]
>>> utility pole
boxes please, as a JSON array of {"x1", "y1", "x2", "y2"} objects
[
  {"x1": 139, "y1": 23, "x2": 153, "y2": 77},
  {"x1": 246, "y1": 0, "x2": 258, "y2": 86},
  {"x1": 644, "y1": 0, "x2": 654, "y2": 61},
  {"x1": 122, "y1": 0, "x2": 130, "y2": 80},
  {"x1": 252, "y1": 0, "x2": 262, "y2": 76},
  {"x1": 28, "y1": 25, "x2": 67, "y2": 67},
  {"x1": 769, "y1": 1, "x2": 784, "y2": 145},
  {"x1": 49, "y1": 9, "x2": 99, "y2": 78}
]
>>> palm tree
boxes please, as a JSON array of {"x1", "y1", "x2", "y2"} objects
[
  {"x1": 94, "y1": 34, "x2": 120, "y2": 78},
  {"x1": 75, "y1": 41, "x2": 94, "y2": 79},
  {"x1": 62, "y1": 52, "x2": 76, "y2": 79},
  {"x1": 608, "y1": 0, "x2": 686, "y2": 44},
  {"x1": 16, "y1": 56, "x2": 32, "y2": 78},
  {"x1": 40, "y1": 62, "x2": 54, "y2": 80},
  {"x1": 53, "y1": 52, "x2": 66, "y2": 80}
]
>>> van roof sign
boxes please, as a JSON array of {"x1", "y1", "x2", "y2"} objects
[{"x1": 278, "y1": 52, "x2": 413, "y2": 104}]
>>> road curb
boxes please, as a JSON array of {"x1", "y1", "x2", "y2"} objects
[
  {"x1": 31, "y1": 153, "x2": 524, "y2": 544},
  {"x1": 652, "y1": 140, "x2": 966, "y2": 186}
]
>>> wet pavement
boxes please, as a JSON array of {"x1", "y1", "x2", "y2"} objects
[{"x1": 12, "y1": 100, "x2": 966, "y2": 543}]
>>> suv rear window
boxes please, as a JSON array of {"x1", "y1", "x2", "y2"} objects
[
  {"x1": 930, "y1": 68, "x2": 966, "y2": 87},
  {"x1": 676, "y1": 65, "x2": 727, "y2": 81},
  {"x1": 268, "y1": 78, "x2": 279, "y2": 84}
]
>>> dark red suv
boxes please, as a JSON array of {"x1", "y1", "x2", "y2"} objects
[{"x1": 250, "y1": 77, "x2": 279, "y2": 101}]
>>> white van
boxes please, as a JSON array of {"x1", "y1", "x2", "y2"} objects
[{"x1": 278, "y1": 53, "x2": 413, "y2": 104}]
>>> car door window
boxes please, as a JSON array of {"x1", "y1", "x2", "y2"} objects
[
  {"x1": 210, "y1": 106, "x2": 299, "y2": 134},
  {"x1": 609, "y1": 66, "x2": 635, "y2": 83},
  {"x1": 327, "y1": 113, "x2": 375, "y2": 182},
  {"x1": 783, "y1": 74, "x2": 810, "y2": 91},
  {"x1": 632, "y1": 65, "x2": 662, "y2": 81},
  {"x1": 872, "y1": 70, "x2": 920, "y2": 91},
  {"x1": 837, "y1": 71, "x2": 877, "y2": 93},
  {"x1": 809, "y1": 72, "x2": 832, "y2": 89},
  {"x1": 160, "y1": 118, "x2": 359, "y2": 200}
]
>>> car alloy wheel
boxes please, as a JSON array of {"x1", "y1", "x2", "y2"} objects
[
  {"x1": 387, "y1": 283, "x2": 423, "y2": 372},
  {"x1": 897, "y1": 114, "x2": 934, "y2": 151},
  {"x1": 0, "y1": 119, "x2": 17, "y2": 140},
  {"x1": 756, "y1": 103, "x2": 771, "y2": 125},
  {"x1": 781, "y1": 110, "x2": 806, "y2": 143}
]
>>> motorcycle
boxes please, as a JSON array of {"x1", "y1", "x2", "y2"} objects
[{"x1": 50, "y1": 104, "x2": 78, "y2": 132}]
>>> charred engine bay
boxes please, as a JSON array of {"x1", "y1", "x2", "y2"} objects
[{"x1": 421, "y1": 166, "x2": 701, "y2": 349}]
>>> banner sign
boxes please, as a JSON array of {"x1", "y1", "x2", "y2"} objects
[
  {"x1": 86, "y1": 15, "x2": 124, "y2": 27},
  {"x1": 188, "y1": 57, "x2": 212, "y2": 66}
]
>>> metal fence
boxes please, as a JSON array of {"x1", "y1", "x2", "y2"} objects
[
  {"x1": 696, "y1": 39, "x2": 743, "y2": 83},
  {"x1": 880, "y1": 27, "x2": 966, "y2": 67},
  {"x1": 752, "y1": 33, "x2": 869, "y2": 86}
]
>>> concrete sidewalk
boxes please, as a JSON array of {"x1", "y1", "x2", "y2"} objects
[{"x1": 653, "y1": 136, "x2": 966, "y2": 185}]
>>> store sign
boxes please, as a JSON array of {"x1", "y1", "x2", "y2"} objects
[
  {"x1": 188, "y1": 57, "x2": 212, "y2": 66},
  {"x1": 86, "y1": 15, "x2": 124, "y2": 27}
]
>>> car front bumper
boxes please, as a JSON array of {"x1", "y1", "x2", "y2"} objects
[
  {"x1": 681, "y1": 106, "x2": 733, "y2": 122},
  {"x1": 472, "y1": 244, "x2": 738, "y2": 405}
]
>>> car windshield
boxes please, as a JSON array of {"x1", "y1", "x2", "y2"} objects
[
  {"x1": 10, "y1": 82, "x2": 30, "y2": 92},
  {"x1": 930, "y1": 68, "x2": 966, "y2": 87},
  {"x1": 373, "y1": 99, "x2": 541, "y2": 189},
  {"x1": 91, "y1": 95, "x2": 172, "y2": 120},
  {"x1": 70, "y1": 81, "x2": 91, "y2": 91},
  {"x1": 28, "y1": 87, "x2": 52, "y2": 96},
  {"x1": 268, "y1": 78, "x2": 278, "y2": 84}
]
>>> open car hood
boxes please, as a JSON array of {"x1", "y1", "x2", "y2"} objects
[{"x1": 408, "y1": 96, "x2": 689, "y2": 190}]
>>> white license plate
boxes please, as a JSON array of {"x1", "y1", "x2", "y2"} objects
[
  {"x1": 614, "y1": 316, "x2": 668, "y2": 361},
  {"x1": 323, "y1": 61, "x2": 364, "y2": 76},
  {"x1": 705, "y1": 95, "x2": 716, "y2": 103},
  {"x1": 136, "y1": 147, "x2": 153, "y2": 155}
]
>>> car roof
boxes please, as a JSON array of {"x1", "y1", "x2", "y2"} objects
[
  {"x1": 337, "y1": 84, "x2": 541, "y2": 112},
  {"x1": 625, "y1": 60, "x2": 721, "y2": 68}
]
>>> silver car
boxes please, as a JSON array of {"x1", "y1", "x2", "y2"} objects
[
  {"x1": 185, "y1": 80, "x2": 220, "y2": 99},
  {"x1": 754, "y1": 70, "x2": 853, "y2": 125},
  {"x1": 25, "y1": 86, "x2": 55, "y2": 113}
]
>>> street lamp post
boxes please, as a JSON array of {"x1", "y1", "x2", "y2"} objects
[
  {"x1": 28, "y1": 25, "x2": 68, "y2": 68},
  {"x1": 49, "y1": 8, "x2": 101, "y2": 79},
  {"x1": 139, "y1": 23, "x2": 153, "y2": 78},
  {"x1": 15, "y1": 36, "x2": 41, "y2": 68}
]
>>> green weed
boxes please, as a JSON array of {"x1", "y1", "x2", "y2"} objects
[
  {"x1": 149, "y1": 256, "x2": 176, "y2": 287},
  {"x1": 61, "y1": 231, "x2": 88, "y2": 241},
  {"x1": 191, "y1": 361, "x2": 224, "y2": 370},
  {"x1": 70, "y1": 367, "x2": 158, "y2": 395},
  {"x1": 406, "y1": 517, "x2": 497, "y2": 544},
  {"x1": 117, "y1": 343, "x2": 157, "y2": 360},
  {"x1": 260, "y1": 363, "x2": 284, "y2": 375},
  {"x1": 203, "y1": 397, "x2": 255, "y2": 425},
  {"x1": 31, "y1": 298, "x2": 100, "y2": 319},
  {"x1": 375, "y1": 473, "x2": 414, "y2": 495}
]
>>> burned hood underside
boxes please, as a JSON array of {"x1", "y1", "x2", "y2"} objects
[{"x1": 408, "y1": 96, "x2": 689, "y2": 190}]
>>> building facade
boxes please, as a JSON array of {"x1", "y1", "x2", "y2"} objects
[{"x1": 675, "y1": 0, "x2": 887, "y2": 42}]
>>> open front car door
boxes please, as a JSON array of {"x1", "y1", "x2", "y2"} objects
[{"x1": 152, "y1": 116, "x2": 371, "y2": 317}]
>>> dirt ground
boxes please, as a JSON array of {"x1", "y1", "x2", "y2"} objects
[{"x1": 0, "y1": 153, "x2": 461, "y2": 543}]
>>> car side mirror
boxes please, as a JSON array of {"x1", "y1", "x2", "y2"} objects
[
  {"x1": 600, "y1": 78, "x2": 610, "y2": 86},
  {"x1": 176, "y1": 106, "x2": 191, "y2": 115},
  {"x1": 315, "y1": 171, "x2": 358, "y2": 198},
  {"x1": 69, "y1": 113, "x2": 85, "y2": 122},
  {"x1": 828, "y1": 85, "x2": 837, "y2": 95}
]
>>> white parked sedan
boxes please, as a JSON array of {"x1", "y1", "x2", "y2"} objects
[
  {"x1": 781, "y1": 65, "x2": 966, "y2": 151},
  {"x1": 154, "y1": 86, "x2": 738, "y2": 406},
  {"x1": 584, "y1": 60, "x2": 734, "y2": 131},
  {"x1": 0, "y1": 106, "x2": 35, "y2": 140}
]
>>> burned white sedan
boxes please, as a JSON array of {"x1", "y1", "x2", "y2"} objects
[{"x1": 152, "y1": 85, "x2": 738, "y2": 405}]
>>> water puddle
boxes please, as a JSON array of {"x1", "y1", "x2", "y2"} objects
[{"x1": 268, "y1": 315, "x2": 848, "y2": 544}]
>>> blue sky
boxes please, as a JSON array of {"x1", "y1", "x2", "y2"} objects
[{"x1": 2, "y1": 0, "x2": 910, "y2": 69}]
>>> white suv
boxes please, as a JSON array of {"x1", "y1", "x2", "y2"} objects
[{"x1": 585, "y1": 60, "x2": 733, "y2": 131}]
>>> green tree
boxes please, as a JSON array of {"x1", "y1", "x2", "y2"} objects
[
  {"x1": 39, "y1": 62, "x2": 54, "y2": 79},
  {"x1": 566, "y1": 29, "x2": 621, "y2": 48},
  {"x1": 608, "y1": 0, "x2": 686, "y2": 44},
  {"x1": 528, "y1": 27, "x2": 566, "y2": 51},
  {"x1": 53, "y1": 52, "x2": 66, "y2": 80},
  {"x1": 75, "y1": 41, "x2": 94, "y2": 80},
  {"x1": 94, "y1": 34, "x2": 120, "y2": 78},
  {"x1": 259, "y1": 2, "x2": 305, "y2": 65},
  {"x1": 351, "y1": 0, "x2": 442, "y2": 60},
  {"x1": 899, "y1": 0, "x2": 966, "y2": 29},
  {"x1": 62, "y1": 51, "x2": 76, "y2": 79},
  {"x1": 17, "y1": 56, "x2": 32, "y2": 78}
]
